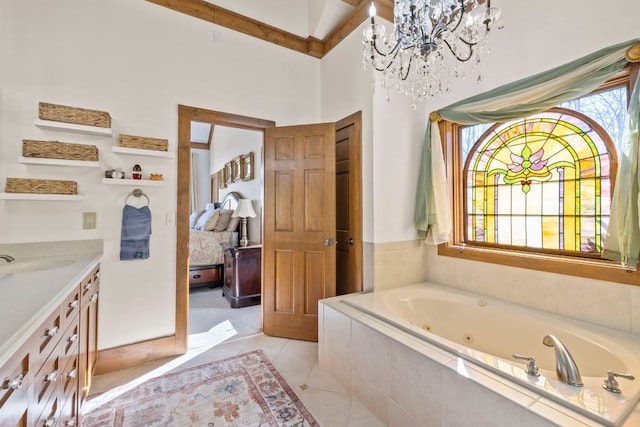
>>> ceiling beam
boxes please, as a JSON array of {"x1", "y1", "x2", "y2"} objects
[
  {"x1": 340, "y1": 0, "x2": 365, "y2": 6},
  {"x1": 323, "y1": 0, "x2": 393, "y2": 56},
  {"x1": 146, "y1": 0, "x2": 324, "y2": 58},
  {"x1": 145, "y1": 0, "x2": 394, "y2": 59}
]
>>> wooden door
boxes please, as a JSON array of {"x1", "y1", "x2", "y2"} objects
[
  {"x1": 335, "y1": 113, "x2": 362, "y2": 295},
  {"x1": 263, "y1": 123, "x2": 336, "y2": 341}
]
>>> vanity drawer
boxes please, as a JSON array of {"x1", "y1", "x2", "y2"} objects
[
  {"x1": 61, "y1": 286, "x2": 80, "y2": 332},
  {"x1": 80, "y1": 265, "x2": 100, "y2": 301},
  {"x1": 59, "y1": 320, "x2": 79, "y2": 373},
  {"x1": 60, "y1": 385, "x2": 79, "y2": 427},
  {"x1": 32, "y1": 351, "x2": 61, "y2": 421},
  {"x1": 33, "y1": 392, "x2": 60, "y2": 427},
  {"x1": 0, "y1": 339, "x2": 32, "y2": 426},
  {"x1": 32, "y1": 309, "x2": 63, "y2": 370},
  {"x1": 61, "y1": 354, "x2": 79, "y2": 402}
]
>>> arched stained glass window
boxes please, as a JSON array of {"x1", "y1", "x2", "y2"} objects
[{"x1": 463, "y1": 107, "x2": 617, "y2": 255}]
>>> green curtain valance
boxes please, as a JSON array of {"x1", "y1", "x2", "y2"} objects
[{"x1": 416, "y1": 39, "x2": 640, "y2": 268}]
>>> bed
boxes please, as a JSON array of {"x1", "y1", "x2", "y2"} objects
[{"x1": 188, "y1": 191, "x2": 241, "y2": 289}]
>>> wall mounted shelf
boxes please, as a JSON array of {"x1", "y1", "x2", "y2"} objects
[
  {"x1": 111, "y1": 146, "x2": 174, "y2": 159},
  {"x1": 34, "y1": 119, "x2": 113, "y2": 137},
  {"x1": 102, "y1": 178, "x2": 164, "y2": 187},
  {"x1": 0, "y1": 193, "x2": 85, "y2": 201},
  {"x1": 18, "y1": 156, "x2": 100, "y2": 168}
]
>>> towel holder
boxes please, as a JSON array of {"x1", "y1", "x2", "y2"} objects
[{"x1": 125, "y1": 188, "x2": 150, "y2": 206}]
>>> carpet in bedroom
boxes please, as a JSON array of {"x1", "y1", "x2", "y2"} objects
[{"x1": 189, "y1": 286, "x2": 261, "y2": 347}]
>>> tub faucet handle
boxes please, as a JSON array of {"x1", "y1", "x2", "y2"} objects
[
  {"x1": 512, "y1": 354, "x2": 540, "y2": 377},
  {"x1": 603, "y1": 370, "x2": 635, "y2": 394}
]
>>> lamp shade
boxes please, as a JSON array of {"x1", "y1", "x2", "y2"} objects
[{"x1": 232, "y1": 199, "x2": 257, "y2": 218}]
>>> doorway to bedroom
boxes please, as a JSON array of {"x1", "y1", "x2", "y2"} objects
[
  {"x1": 176, "y1": 106, "x2": 363, "y2": 348},
  {"x1": 177, "y1": 106, "x2": 275, "y2": 352}
]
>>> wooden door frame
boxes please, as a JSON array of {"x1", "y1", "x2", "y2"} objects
[{"x1": 176, "y1": 105, "x2": 275, "y2": 352}]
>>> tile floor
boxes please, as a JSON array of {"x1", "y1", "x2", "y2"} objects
[{"x1": 90, "y1": 331, "x2": 385, "y2": 427}]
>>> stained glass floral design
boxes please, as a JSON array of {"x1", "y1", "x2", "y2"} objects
[{"x1": 462, "y1": 106, "x2": 617, "y2": 254}]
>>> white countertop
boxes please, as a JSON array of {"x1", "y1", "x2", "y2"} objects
[{"x1": 0, "y1": 251, "x2": 102, "y2": 368}]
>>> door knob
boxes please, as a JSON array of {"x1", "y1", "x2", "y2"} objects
[
  {"x1": 346, "y1": 238, "x2": 354, "y2": 245},
  {"x1": 323, "y1": 239, "x2": 336, "y2": 246}
]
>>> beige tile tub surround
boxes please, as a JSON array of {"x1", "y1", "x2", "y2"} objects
[
  {"x1": 319, "y1": 298, "x2": 640, "y2": 427},
  {"x1": 368, "y1": 240, "x2": 640, "y2": 337},
  {"x1": 371, "y1": 240, "x2": 430, "y2": 292}
]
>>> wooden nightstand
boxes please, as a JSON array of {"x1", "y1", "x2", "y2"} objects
[{"x1": 222, "y1": 245, "x2": 262, "y2": 308}]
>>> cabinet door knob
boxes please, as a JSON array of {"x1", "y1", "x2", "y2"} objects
[
  {"x1": 90, "y1": 293, "x2": 99, "y2": 303},
  {"x1": 46, "y1": 326, "x2": 59, "y2": 337},
  {"x1": 3, "y1": 373, "x2": 25, "y2": 390},
  {"x1": 45, "y1": 371, "x2": 58, "y2": 382},
  {"x1": 69, "y1": 299, "x2": 79, "y2": 309}
]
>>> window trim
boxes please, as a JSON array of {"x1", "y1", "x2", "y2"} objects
[{"x1": 437, "y1": 65, "x2": 640, "y2": 286}]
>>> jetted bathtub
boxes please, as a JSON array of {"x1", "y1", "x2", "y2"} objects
[{"x1": 339, "y1": 282, "x2": 640, "y2": 426}]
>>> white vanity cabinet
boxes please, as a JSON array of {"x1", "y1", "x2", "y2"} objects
[{"x1": 0, "y1": 262, "x2": 100, "y2": 427}]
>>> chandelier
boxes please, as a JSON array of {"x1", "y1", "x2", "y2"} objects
[{"x1": 363, "y1": 0, "x2": 503, "y2": 104}]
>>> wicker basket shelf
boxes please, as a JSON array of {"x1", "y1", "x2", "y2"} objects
[
  {"x1": 5, "y1": 178, "x2": 78, "y2": 195},
  {"x1": 118, "y1": 134, "x2": 168, "y2": 152},
  {"x1": 22, "y1": 140, "x2": 99, "y2": 161},
  {"x1": 39, "y1": 102, "x2": 111, "y2": 128}
]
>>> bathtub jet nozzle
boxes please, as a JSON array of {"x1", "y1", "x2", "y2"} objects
[{"x1": 543, "y1": 334, "x2": 583, "y2": 387}]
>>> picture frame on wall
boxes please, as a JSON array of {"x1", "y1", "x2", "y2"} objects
[
  {"x1": 242, "y1": 152, "x2": 254, "y2": 181},
  {"x1": 232, "y1": 155, "x2": 244, "y2": 182},
  {"x1": 218, "y1": 169, "x2": 226, "y2": 189},
  {"x1": 225, "y1": 162, "x2": 233, "y2": 185}
]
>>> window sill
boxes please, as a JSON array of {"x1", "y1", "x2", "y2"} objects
[{"x1": 438, "y1": 243, "x2": 640, "y2": 286}]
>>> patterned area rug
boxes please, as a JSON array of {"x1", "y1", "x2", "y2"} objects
[{"x1": 82, "y1": 349, "x2": 319, "y2": 427}]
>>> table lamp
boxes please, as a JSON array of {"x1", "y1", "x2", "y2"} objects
[{"x1": 232, "y1": 199, "x2": 257, "y2": 247}]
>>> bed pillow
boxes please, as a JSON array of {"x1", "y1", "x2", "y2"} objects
[
  {"x1": 213, "y1": 209, "x2": 234, "y2": 231},
  {"x1": 189, "y1": 209, "x2": 205, "y2": 229},
  {"x1": 194, "y1": 209, "x2": 221, "y2": 231},
  {"x1": 225, "y1": 216, "x2": 241, "y2": 231}
]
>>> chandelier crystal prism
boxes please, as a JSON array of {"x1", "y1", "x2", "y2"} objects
[{"x1": 363, "y1": 0, "x2": 503, "y2": 103}]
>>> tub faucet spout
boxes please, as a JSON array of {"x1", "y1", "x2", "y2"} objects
[
  {"x1": 0, "y1": 254, "x2": 14, "y2": 263},
  {"x1": 543, "y1": 334, "x2": 583, "y2": 387}
]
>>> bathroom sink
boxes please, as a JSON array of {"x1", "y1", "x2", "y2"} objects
[{"x1": 0, "y1": 258, "x2": 74, "y2": 274}]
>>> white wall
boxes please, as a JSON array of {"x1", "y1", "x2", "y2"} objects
[
  {"x1": 211, "y1": 126, "x2": 263, "y2": 244},
  {"x1": 0, "y1": 0, "x2": 320, "y2": 349}
]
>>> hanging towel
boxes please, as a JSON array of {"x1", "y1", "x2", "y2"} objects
[{"x1": 120, "y1": 204, "x2": 152, "y2": 260}]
